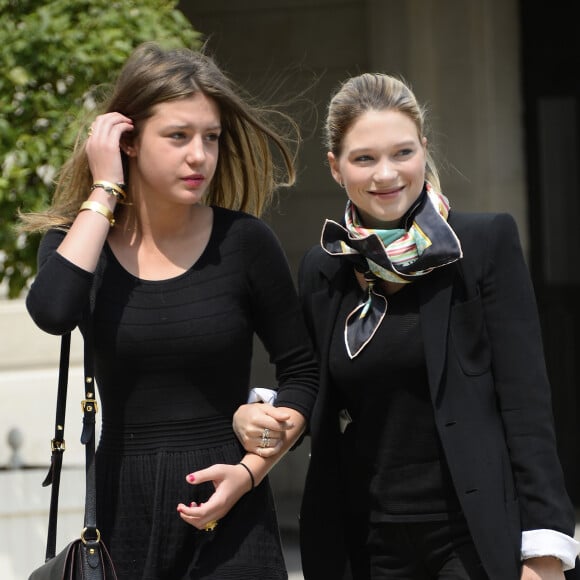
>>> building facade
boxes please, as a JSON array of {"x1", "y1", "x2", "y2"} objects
[{"x1": 178, "y1": 0, "x2": 580, "y2": 504}]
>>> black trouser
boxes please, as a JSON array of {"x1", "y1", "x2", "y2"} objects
[{"x1": 348, "y1": 516, "x2": 488, "y2": 580}]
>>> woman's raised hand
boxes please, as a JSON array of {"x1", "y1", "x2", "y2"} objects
[{"x1": 86, "y1": 112, "x2": 133, "y2": 184}]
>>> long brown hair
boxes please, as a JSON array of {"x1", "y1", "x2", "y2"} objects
[{"x1": 20, "y1": 42, "x2": 300, "y2": 232}]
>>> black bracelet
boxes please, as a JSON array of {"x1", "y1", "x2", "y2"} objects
[{"x1": 238, "y1": 461, "x2": 255, "y2": 491}]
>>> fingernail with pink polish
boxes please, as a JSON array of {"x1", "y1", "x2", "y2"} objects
[{"x1": 186, "y1": 474, "x2": 195, "y2": 483}]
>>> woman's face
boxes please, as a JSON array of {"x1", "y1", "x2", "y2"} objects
[
  {"x1": 328, "y1": 109, "x2": 427, "y2": 229},
  {"x1": 127, "y1": 92, "x2": 221, "y2": 207}
]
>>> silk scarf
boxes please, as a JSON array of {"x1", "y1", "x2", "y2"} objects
[{"x1": 321, "y1": 182, "x2": 462, "y2": 358}]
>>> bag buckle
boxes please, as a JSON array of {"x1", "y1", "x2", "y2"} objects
[
  {"x1": 81, "y1": 398, "x2": 98, "y2": 414},
  {"x1": 50, "y1": 438, "x2": 66, "y2": 452}
]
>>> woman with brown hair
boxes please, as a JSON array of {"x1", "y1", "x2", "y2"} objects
[{"x1": 22, "y1": 41, "x2": 318, "y2": 579}]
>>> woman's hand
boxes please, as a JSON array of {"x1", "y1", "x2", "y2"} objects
[
  {"x1": 233, "y1": 403, "x2": 296, "y2": 458},
  {"x1": 86, "y1": 112, "x2": 134, "y2": 184},
  {"x1": 176, "y1": 463, "x2": 252, "y2": 531},
  {"x1": 521, "y1": 557, "x2": 564, "y2": 580}
]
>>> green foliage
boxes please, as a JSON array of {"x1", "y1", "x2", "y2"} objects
[{"x1": 0, "y1": 0, "x2": 201, "y2": 297}]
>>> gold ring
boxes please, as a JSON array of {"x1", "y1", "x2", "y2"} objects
[{"x1": 203, "y1": 520, "x2": 218, "y2": 532}]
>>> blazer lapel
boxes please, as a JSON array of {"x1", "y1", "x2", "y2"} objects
[
  {"x1": 305, "y1": 256, "x2": 349, "y2": 436},
  {"x1": 418, "y1": 265, "x2": 455, "y2": 402},
  {"x1": 311, "y1": 257, "x2": 348, "y2": 362}
]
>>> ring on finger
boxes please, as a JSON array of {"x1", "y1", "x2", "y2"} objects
[
  {"x1": 260, "y1": 428, "x2": 270, "y2": 448},
  {"x1": 203, "y1": 519, "x2": 218, "y2": 532}
]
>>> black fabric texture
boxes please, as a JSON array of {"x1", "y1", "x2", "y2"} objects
[{"x1": 27, "y1": 207, "x2": 319, "y2": 579}]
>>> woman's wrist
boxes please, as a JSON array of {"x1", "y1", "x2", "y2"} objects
[
  {"x1": 78, "y1": 200, "x2": 115, "y2": 226},
  {"x1": 87, "y1": 186, "x2": 118, "y2": 210},
  {"x1": 91, "y1": 180, "x2": 128, "y2": 204},
  {"x1": 78, "y1": 182, "x2": 122, "y2": 226},
  {"x1": 237, "y1": 461, "x2": 256, "y2": 492}
]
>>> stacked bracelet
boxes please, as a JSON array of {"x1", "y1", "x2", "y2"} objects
[
  {"x1": 78, "y1": 200, "x2": 115, "y2": 226},
  {"x1": 91, "y1": 180, "x2": 128, "y2": 203},
  {"x1": 238, "y1": 461, "x2": 256, "y2": 491}
]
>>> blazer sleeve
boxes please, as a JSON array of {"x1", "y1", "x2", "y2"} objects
[{"x1": 479, "y1": 213, "x2": 575, "y2": 535}]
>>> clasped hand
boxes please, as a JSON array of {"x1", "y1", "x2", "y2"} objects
[
  {"x1": 177, "y1": 404, "x2": 295, "y2": 530},
  {"x1": 233, "y1": 403, "x2": 294, "y2": 458},
  {"x1": 176, "y1": 463, "x2": 251, "y2": 531}
]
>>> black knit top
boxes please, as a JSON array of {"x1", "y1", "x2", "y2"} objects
[
  {"x1": 26, "y1": 207, "x2": 319, "y2": 578},
  {"x1": 27, "y1": 206, "x2": 318, "y2": 429},
  {"x1": 329, "y1": 280, "x2": 461, "y2": 522}
]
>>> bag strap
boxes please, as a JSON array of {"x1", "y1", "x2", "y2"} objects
[
  {"x1": 42, "y1": 331, "x2": 71, "y2": 562},
  {"x1": 41, "y1": 327, "x2": 101, "y2": 560},
  {"x1": 42, "y1": 256, "x2": 105, "y2": 562},
  {"x1": 80, "y1": 317, "x2": 99, "y2": 543}
]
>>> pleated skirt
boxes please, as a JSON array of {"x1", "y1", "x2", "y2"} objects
[{"x1": 95, "y1": 416, "x2": 288, "y2": 579}]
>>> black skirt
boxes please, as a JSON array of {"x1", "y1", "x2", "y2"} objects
[{"x1": 95, "y1": 416, "x2": 288, "y2": 579}]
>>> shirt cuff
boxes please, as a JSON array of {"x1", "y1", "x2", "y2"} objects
[
  {"x1": 247, "y1": 387, "x2": 277, "y2": 404},
  {"x1": 521, "y1": 529, "x2": 580, "y2": 571}
]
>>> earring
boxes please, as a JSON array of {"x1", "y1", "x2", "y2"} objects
[{"x1": 339, "y1": 180, "x2": 345, "y2": 189}]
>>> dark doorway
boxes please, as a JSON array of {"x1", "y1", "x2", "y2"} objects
[{"x1": 520, "y1": 1, "x2": 580, "y2": 505}]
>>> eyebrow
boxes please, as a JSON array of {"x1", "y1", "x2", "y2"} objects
[
  {"x1": 164, "y1": 123, "x2": 222, "y2": 131},
  {"x1": 349, "y1": 140, "x2": 417, "y2": 153}
]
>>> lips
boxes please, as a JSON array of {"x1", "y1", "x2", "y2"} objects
[
  {"x1": 182, "y1": 175, "x2": 205, "y2": 187},
  {"x1": 368, "y1": 184, "x2": 404, "y2": 196}
]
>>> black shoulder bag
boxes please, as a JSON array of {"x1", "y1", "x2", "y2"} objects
[{"x1": 28, "y1": 329, "x2": 117, "y2": 579}]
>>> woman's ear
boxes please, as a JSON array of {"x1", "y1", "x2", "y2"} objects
[
  {"x1": 121, "y1": 135, "x2": 137, "y2": 157},
  {"x1": 327, "y1": 152, "x2": 343, "y2": 187}
]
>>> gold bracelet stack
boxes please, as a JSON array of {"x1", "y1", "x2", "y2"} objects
[
  {"x1": 78, "y1": 200, "x2": 115, "y2": 226},
  {"x1": 91, "y1": 181, "x2": 128, "y2": 204}
]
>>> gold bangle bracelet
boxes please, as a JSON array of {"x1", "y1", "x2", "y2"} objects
[
  {"x1": 78, "y1": 200, "x2": 115, "y2": 226},
  {"x1": 91, "y1": 181, "x2": 127, "y2": 203}
]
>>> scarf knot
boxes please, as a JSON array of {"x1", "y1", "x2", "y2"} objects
[{"x1": 321, "y1": 182, "x2": 462, "y2": 358}]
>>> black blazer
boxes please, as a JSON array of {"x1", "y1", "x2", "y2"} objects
[{"x1": 297, "y1": 211, "x2": 576, "y2": 579}]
